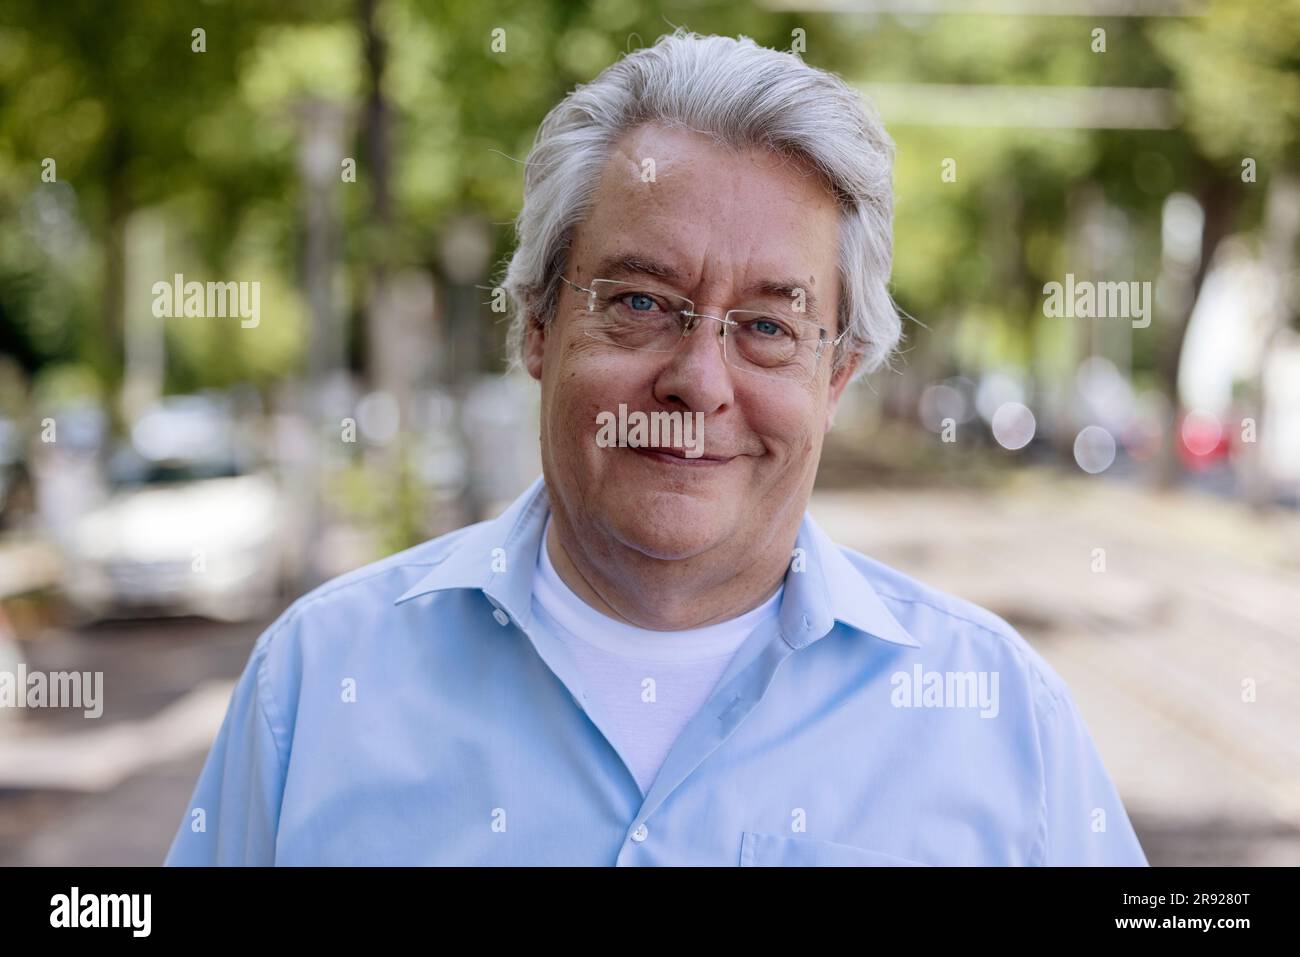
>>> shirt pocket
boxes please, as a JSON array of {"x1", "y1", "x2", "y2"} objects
[{"x1": 739, "y1": 831, "x2": 928, "y2": 867}]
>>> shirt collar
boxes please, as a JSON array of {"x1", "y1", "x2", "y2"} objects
[
  {"x1": 393, "y1": 475, "x2": 919, "y2": 649},
  {"x1": 783, "y1": 510, "x2": 920, "y2": 649},
  {"x1": 393, "y1": 474, "x2": 549, "y2": 626}
]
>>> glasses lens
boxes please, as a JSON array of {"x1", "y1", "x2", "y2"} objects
[
  {"x1": 725, "y1": 311, "x2": 830, "y2": 381},
  {"x1": 584, "y1": 280, "x2": 690, "y2": 352}
]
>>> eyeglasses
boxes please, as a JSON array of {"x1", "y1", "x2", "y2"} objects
[{"x1": 559, "y1": 275, "x2": 846, "y2": 383}]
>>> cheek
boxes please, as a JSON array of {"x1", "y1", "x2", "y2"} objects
[
  {"x1": 548, "y1": 341, "x2": 651, "y2": 436},
  {"x1": 740, "y1": 386, "x2": 821, "y2": 457}
]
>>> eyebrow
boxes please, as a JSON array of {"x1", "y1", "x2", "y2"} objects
[{"x1": 590, "y1": 253, "x2": 821, "y2": 318}]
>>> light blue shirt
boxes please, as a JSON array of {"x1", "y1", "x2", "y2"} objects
[{"x1": 164, "y1": 475, "x2": 1147, "y2": 866}]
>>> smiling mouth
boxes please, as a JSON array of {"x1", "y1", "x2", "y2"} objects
[{"x1": 630, "y1": 446, "x2": 733, "y2": 466}]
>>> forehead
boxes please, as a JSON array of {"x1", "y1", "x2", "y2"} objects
[{"x1": 571, "y1": 123, "x2": 841, "y2": 293}]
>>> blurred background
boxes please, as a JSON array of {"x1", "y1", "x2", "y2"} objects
[{"x1": 0, "y1": 0, "x2": 1297, "y2": 865}]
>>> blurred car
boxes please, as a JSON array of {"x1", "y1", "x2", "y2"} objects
[
  {"x1": 1177, "y1": 409, "x2": 1232, "y2": 472},
  {"x1": 60, "y1": 397, "x2": 294, "y2": 623}
]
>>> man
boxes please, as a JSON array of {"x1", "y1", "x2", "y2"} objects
[{"x1": 166, "y1": 30, "x2": 1146, "y2": 866}]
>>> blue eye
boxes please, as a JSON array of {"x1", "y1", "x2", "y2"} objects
[
  {"x1": 628, "y1": 293, "x2": 656, "y2": 312},
  {"x1": 753, "y1": 318, "x2": 784, "y2": 337}
]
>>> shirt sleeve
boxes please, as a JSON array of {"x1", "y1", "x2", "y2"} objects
[
  {"x1": 1036, "y1": 687, "x2": 1148, "y2": 866},
  {"x1": 163, "y1": 627, "x2": 289, "y2": 866}
]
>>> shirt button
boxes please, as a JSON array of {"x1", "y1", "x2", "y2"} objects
[
  {"x1": 491, "y1": 608, "x2": 510, "y2": 626},
  {"x1": 630, "y1": 824, "x2": 648, "y2": 843}
]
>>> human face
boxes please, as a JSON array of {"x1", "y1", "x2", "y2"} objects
[{"x1": 525, "y1": 122, "x2": 860, "y2": 563}]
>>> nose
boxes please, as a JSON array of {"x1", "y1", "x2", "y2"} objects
[{"x1": 651, "y1": 315, "x2": 735, "y2": 415}]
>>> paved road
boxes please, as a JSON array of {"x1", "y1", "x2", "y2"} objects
[{"x1": 0, "y1": 613, "x2": 268, "y2": 866}]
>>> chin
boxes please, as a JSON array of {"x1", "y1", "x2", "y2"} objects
[{"x1": 602, "y1": 489, "x2": 732, "y2": 560}]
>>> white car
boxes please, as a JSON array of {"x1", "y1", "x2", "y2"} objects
[{"x1": 61, "y1": 400, "x2": 295, "y2": 623}]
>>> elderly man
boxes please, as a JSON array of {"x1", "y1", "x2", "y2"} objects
[{"x1": 166, "y1": 31, "x2": 1146, "y2": 866}]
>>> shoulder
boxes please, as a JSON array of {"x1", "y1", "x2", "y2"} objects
[
  {"x1": 251, "y1": 521, "x2": 483, "y2": 660},
  {"x1": 231, "y1": 520, "x2": 493, "y2": 731},
  {"x1": 836, "y1": 543, "x2": 1073, "y2": 711}
]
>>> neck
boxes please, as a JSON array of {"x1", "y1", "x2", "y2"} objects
[{"x1": 544, "y1": 508, "x2": 795, "y2": 631}]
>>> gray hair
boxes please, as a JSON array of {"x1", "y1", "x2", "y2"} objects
[{"x1": 501, "y1": 29, "x2": 900, "y2": 380}]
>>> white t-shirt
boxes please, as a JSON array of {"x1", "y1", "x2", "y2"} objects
[{"x1": 531, "y1": 518, "x2": 782, "y2": 796}]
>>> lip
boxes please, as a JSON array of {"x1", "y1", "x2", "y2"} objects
[{"x1": 630, "y1": 446, "x2": 734, "y2": 466}]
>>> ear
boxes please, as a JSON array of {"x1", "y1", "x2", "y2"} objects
[
  {"x1": 523, "y1": 309, "x2": 546, "y2": 381},
  {"x1": 824, "y1": 351, "x2": 862, "y2": 432}
]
